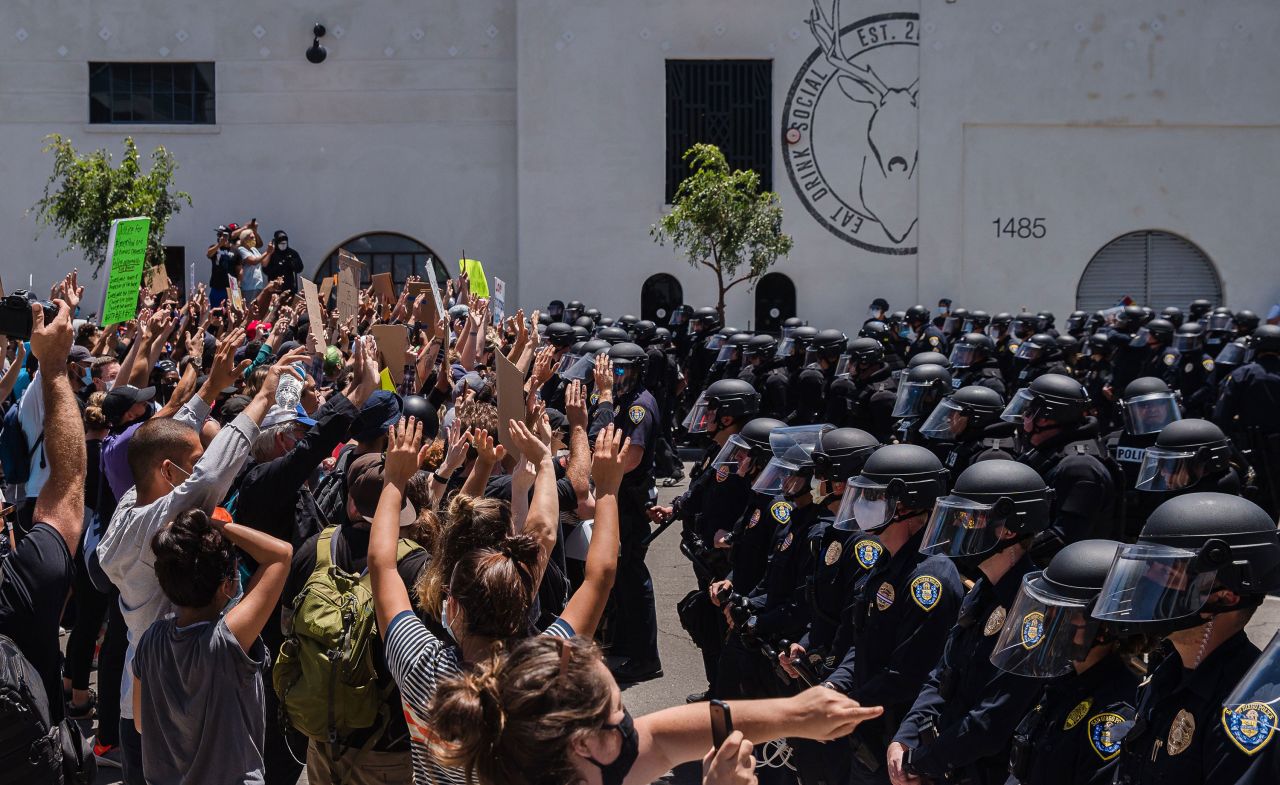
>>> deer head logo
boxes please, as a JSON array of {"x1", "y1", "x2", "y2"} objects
[{"x1": 782, "y1": 3, "x2": 920, "y2": 252}]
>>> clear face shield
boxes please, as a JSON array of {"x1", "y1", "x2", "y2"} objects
[
  {"x1": 990, "y1": 574, "x2": 1103, "y2": 678},
  {"x1": 668, "y1": 309, "x2": 688, "y2": 328},
  {"x1": 1134, "y1": 446, "x2": 1209, "y2": 492},
  {"x1": 750, "y1": 425, "x2": 827, "y2": 495},
  {"x1": 1014, "y1": 342, "x2": 1044, "y2": 362},
  {"x1": 834, "y1": 354, "x2": 852, "y2": 377},
  {"x1": 714, "y1": 343, "x2": 739, "y2": 364},
  {"x1": 774, "y1": 336, "x2": 796, "y2": 359},
  {"x1": 941, "y1": 315, "x2": 960, "y2": 335},
  {"x1": 612, "y1": 363, "x2": 641, "y2": 397},
  {"x1": 710, "y1": 434, "x2": 757, "y2": 480},
  {"x1": 1066, "y1": 315, "x2": 1087, "y2": 333},
  {"x1": 1121, "y1": 392, "x2": 1181, "y2": 436},
  {"x1": 783, "y1": 323, "x2": 801, "y2": 339},
  {"x1": 560, "y1": 351, "x2": 600, "y2": 382},
  {"x1": 919, "y1": 495, "x2": 1017, "y2": 558},
  {"x1": 987, "y1": 321, "x2": 1009, "y2": 339},
  {"x1": 1208, "y1": 313, "x2": 1234, "y2": 332},
  {"x1": 1129, "y1": 327, "x2": 1151, "y2": 349},
  {"x1": 1173, "y1": 333, "x2": 1204, "y2": 353},
  {"x1": 1011, "y1": 317, "x2": 1036, "y2": 338},
  {"x1": 1217, "y1": 342, "x2": 1250, "y2": 366},
  {"x1": 832, "y1": 475, "x2": 900, "y2": 532},
  {"x1": 705, "y1": 334, "x2": 728, "y2": 352},
  {"x1": 948, "y1": 343, "x2": 981, "y2": 369},
  {"x1": 919, "y1": 398, "x2": 972, "y2": 441},
  {"x1": 1091, "y1": 542, "x2": 1221, "y2": 627},
  {"x1": 556, "y1": 351, "x2": 582, "y2": 376},
  {"x1": 683, "y1": 392, "x2": 710, "y2": 432},
  {"x1": 1221, "y1": 631, "x2": 1280, "y2": 755},
  {"x1": 1000, "y1": 389, "x2": 1036, "y2": 424},
  {"x1": 891, "y1": 380, "x2": 943, "y2": 418}
]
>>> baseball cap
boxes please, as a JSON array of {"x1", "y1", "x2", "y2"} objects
[
  {"x1": 351, "y1": 391, "x2": 402, "y2": 444},
  {"x1": 346, "y1": 453, "x2": 416, "y2": 526},
  {"x1": 102, "y1": 385, "x2": 156, "y2": 425},
  {"x1": 260, "y1": 404, "x2": 318, "y2": 430},
  {"x1": 219, "y1": 394, "x2": 252, "y2": 421},
  {"x1": 68, "y1": 345, "x2": 93, "y2": 365}
]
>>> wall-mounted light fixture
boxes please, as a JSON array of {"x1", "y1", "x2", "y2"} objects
[{"x1": 306, "y1": 23, "x2": 327, "y2": 63}]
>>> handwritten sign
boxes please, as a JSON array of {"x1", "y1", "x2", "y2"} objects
[
  {"x1": 146, "y1": 264, "x2": 170, "y2": 295},
  {"x1": 371, "y1": 272, "x2": 395, "y2": 305},
  {"x1": 371, "y1": 324, "x2": 409, "y2": 386},
  {"x1": 319, "y1": 275, "x2": 335, "y2": 304},
  {"x1": 300, "y1": 278, "x2": 328, "y2": 354},
  {"x1": 495, "y1": 350, "x2": 525, "y2": 457},
  {"x1": 492, "y1": 276, "x2": 506, "y2": 325},
  {"x1": 336, "y1": 250, "x2": 363, "y2": 323},
  {"x1": 100, "y1": 217, "x2": 152, "y2": 325},
  {"x1": 424, "y1": 261, "x2": 448, "y2": 339}
]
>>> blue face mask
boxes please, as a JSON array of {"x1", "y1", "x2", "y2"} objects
[
  {"x1": 82, "y1": 366, "x2": 93, "y2": 386},
  {"x1": 222, "y1": 566, "x2": 244, "y2": 614},
  {"x1": 441, "y1": 599, "x2": 457, "y2": 642}
]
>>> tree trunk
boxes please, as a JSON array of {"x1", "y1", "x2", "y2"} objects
[{"x1": 715, "y1": 262, "x2": 726, "y2": 323}]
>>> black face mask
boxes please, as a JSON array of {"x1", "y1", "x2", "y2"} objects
[{"x1": 587, "y1": 707, "x2": 639, "y2": 785}]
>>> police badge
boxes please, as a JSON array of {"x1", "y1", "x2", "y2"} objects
[
  {"x1": 1222, "y1": 702, "x2": 1277, "y2": 756},
  {"x1": 824, "y1": 540, "x2": 843, "y2": 566},
  {"x1": 853, "y1": 539, "x2": 882, "y2": 569},
  {"x1": 1167, "y1": 708, "x2": 1195, "y2": 756},
  {"x1": 984, "y1": 606, "x2": 1006, "y2": 636},
  {"x1": 1087, "y1": 713, "x2": 1125, "y2": 761},
  {"x1": 1020, "y1": 611, "x2": 1046, "y2": 650},
  {"x1": 628, "y1": 405, "x2": 645, "y2": 424},
  {"x1": 770, "y1": 501, "x2": 792, "y2": 524},
  {"x1": 1064, "y1": 698, "x2": 1093, "y2": 731},
  {"x1": 875, "y1": 581, "x2": 895, "y2": 611},
  {"x1": 910, "y1": 576, "x2": 942, "y2": 612}
]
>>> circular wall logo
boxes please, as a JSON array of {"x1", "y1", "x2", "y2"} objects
[{"x1": 782, "y1": 3, "x2": 919, "y2": 255}]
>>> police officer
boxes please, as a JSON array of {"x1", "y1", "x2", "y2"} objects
[
  {"x1": 1079, "y1": 333, "x2": 1118, "y2": 430},
  {"x1": 963, "y1": 310, "x2": 993, "y2": 336},
  {"x1": 1187, "y1": 298, "x2": 1213, "y2": 324},
  {"x1": 740, "y1": 334, "x2": 791, "y2": 420},
  {"x1": 1097, "y1": 493, "x2": 1280, "y2": 785},
  {"x1": 1133, "y1": 418, "x2": 1243, "y2": 498},
  {"x1": 1011, "y1": 333, "x2": 1069, "y2": 391},
  {"x1": 890, "y1": 363, "x2": 952, "y2": 444},
  {"x1": 791, "y1": 329, "x2": 846, "y2": 425},
  {"x1": 589, "y1": 343, "x2": 664, "y2": 683},
  {"x1": 683, "y1": 306, "x2": 722, "y2": 406},
  {"x1": 948, "y1": 332, "x2": 1007, "y2": 396},
  {"x1": 1205, "y1": 306, "x2": 1235, "y2": 353},
  {"x1": 905, "y1": 305, "x2": 946, "y2": 360},
  {"x1": 918, "y1": 384, "x2": 1015, "y2": 479},
  {"x1": 1108, "y1": 305, "x2": 1150, "y2": 393},
  {"x1": 990, "y1": 312, "x2": 1019, "y2": 382},
  {"x1": 1222, "y1": 630, "x2": 1280, "y2": 784},
  {"x1": 890, "y1": 460, "x2": 1053, "y2": 785},
  {"x1": 867, "y1": 297, "x2": 891, "y2": 324},
  {"x1": 1132, "y1": 318, "x2": 1176, "y2": 379},
  {"x1": 1065, "y1": 310, "x2": 1090, "y2": 338},
  {"x1": 832, "y1": 337, "x2": 901, "y2": 441},
  {"x1": 1104, "y1": 376, "x2": 1183, "y2": 537},
  {"x1": 817, "y1": 444, "x2": 964, "y2": 785},
  {"x1": 1002, "y1": 374, "x2": 1120, "y2": 550},
  {"x1": 1214, "y1": 324, "x2": 1280, "y2": 517},
  {"x1": 1162, "y1": 323, "x2": 1216, "y2": 417},
  {"x1": 535, "y1": 321, "x2": 580, "y2": 410},
  {"x1": 546, "y1": 298, "x2": 565, "y2": 322},
  {"x1": 992, "y1": 539, "x2": 1139, "y2": 785},
  {"x1": 861, "y1": 319, "x2": 907, "y2": 371},
  {"x1": 563, "y1": 299, "x2": 585, "y2": 323}
]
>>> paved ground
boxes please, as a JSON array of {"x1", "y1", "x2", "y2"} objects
[{"x1": 83, "y1": 463, "x2": 1280, "y2": 783}]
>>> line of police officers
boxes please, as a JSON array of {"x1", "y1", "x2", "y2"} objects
[{"x1": 534, "y1": 296, "x2": 1280, "y2": 785}]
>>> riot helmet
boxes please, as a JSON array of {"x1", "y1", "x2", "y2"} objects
[
  {"x1": 583, "y1": 307, "x2": 602, "y2": 324},
  {"x1": 1119, "y1": 377, "x2": 1181, "y2": 436},
  {"x1": 596, "y1": 326, "x2": 630, "y2": 346},
  {"x1": 1011, "y1": 313, "x2": 1045, "y2": 340},
  {"x1": 909, "y1": 351, "x2": 952, "y2": 370},
  {"x1": 692, "y1": 306, "x2": 721, "y2": 333},
  {"x1": 631, "y1": 320, "x2": 657, "y2": 346},
  {"x1": 653, "y1": 326, "x2": 672, "y2": 346},
  {"x1": 781, "y1": 316, "x2": 807, "y2": 338},
  {"x1": 401, "y1": 395, "x2": 440, "y2": 440},
  {"x1": 859, "y1": 320, "x2": 896, "y2": 353},
  {"x1": 743, "y1": 333, "x2": 778, "y2": 362},
  {"x1": 812, "y1": 428, "x2": 879, "y2": 487},
  {"x1": 806, "y1": 329, "x2": 848, "y2": 366},
  {"x1": 833, "y1": 444, "x2": 948, "y2": 532},
  {"x1": 1172, "y1": 322, "x2": 1205, "y2": 353},
  {"x1": 751, "y1": 424, "x2": 833, "y2": 498},
  {"x1": 1114, "y1": 306, "x2": 1145, "y2": 333},
  {"x1": 989, "y1": 312, "x2": 1013, "y2": 338},
  {"x1": 559, "y1": 339, "x2": 609, "y2": 381},
  {"x1": 686, "y1": 378, "x2": 760, "y2": 434},
  {"x1": 920, "y1": 385, "x2": 1006, "y2": 442},
  {"x1": 1001, "y1": 374, "x2": 1091, "y2": 427},
  {"x1": 547, "y1": 299, "x2": 565, "y2": 321},
  {"x1": 842, "y1": 337, "x2": 885, "y2": 377},
  {"x1": 942, "y1": 307, "x2": 969, "y2": 337},
  {"x1": 1135, "y1": 419, "x2": 1233, "y2": 493},
  {"x1": 668, "y1": 304, "x2": 693, "y2": 329},
  {"x1": 949, "y1": 333, "x2": 995, "y2": 369},
  {"x1": 892, "y1": 363, "x2": 952, "y2": 419},
  {"x1": 571, "y1": 326, "x2": 590, "y2": 342},
  {"x1": 537, "y1": 312, "x2": 553, "y2": 327},
  {"x1": 1065, "y1": 310, "x2": 1089, "y2": 336},
  {"x1": 573, "y1": 315, "x2": 596, "y2": 331},
  {"x1": 607, "y1": 342, "x2": 648, "y2": 397},
  {"x1": 544, "y1": 322, "x2": 577, "y2": 349},
  {"x1": 905, "y1": 304, "x2": 931, "y2": 329},
  {"x1": 1207, "y1": 307, "x2": 1235, "y2": 333},
  {"x1": 963, "y1": 310, "x2": 992, "y2": 334},
  {"x1": 920, "y1": 460, "x2": 1053, "y2": 563},
  {"x1": 1188, "y1": 299, "x2": 1213, "y2": 321},
  {"x1": 990, "y1": 539, "x2": 1127, "y2": 677},
  {"x1": 1232, "y1": 309, "x2": 1259, "y2": 335},
  {"x1": 564, "y1": 300, "x2": 585, "y2": 322},
  {"x1": 1215, "y1": 337, "x2": 1251, "y2": 370},
  {"x1": 1160, "y1": 306, "x2": 1184, "y2": 328},
  {"x1": 1014, "y1": 333, "x2": 1060, "y2": 363},
  {"x1": 1093, "y1": 493, "x2": 1280, "y2": 636},
  {"x1": 1137, "y1": 318, "x2": 1175, "y2": 348},
  {"x1": 1251, "y1": 324, "x2": 1280, "y2": 355},
  {"x1": 713, "y1": 332, "x2": 753, "y2": 366}
]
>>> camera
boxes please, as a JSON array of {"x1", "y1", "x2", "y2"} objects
[{"x1": 0, "y1": 291, "x2": 59, "y2": 340}]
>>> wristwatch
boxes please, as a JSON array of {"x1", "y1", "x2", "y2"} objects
[{"x1": 431, "y1": 469, "x2": 452, "y2": 484}]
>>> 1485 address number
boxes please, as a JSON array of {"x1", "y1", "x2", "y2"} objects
[{"x1": 993, "y1": 217, "x2": 1046, "y2": 239}]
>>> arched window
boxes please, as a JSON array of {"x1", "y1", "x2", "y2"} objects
[
  {"x1": 1077, "y1": 231, "x2": 1222, "y2": 312},
  {"x1": 755, "y1": 272, "x2": 796, "y2": 335},
  {"x1": 314, "y1": 232, "x2": 450, "y2": 289},
  {"x1": 641, "y1": 273, "x2": 684, "y2": 324}
]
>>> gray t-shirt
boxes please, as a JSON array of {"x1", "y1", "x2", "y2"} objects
[{"x1": 132, "y1": 616, "x2": 267, "y2": 785}]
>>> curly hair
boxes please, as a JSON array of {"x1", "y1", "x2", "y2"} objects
[
  {"x1": 414, "y1": 493, "x2": 514, "y2": 624},
  {"x1": 151, "y1": 509, "x2": 237, "y2": 609}
]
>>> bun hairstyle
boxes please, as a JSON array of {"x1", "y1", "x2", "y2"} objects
[
  {"x1": 432, "y1": 636, "x2": 611, "y2": 785},
  {"x1": 415, "y1": 493, "x2": 512, "y2": 617},
  {"x1": 151, "y1": 509, "x2": 237, "y2": 609},
  {"x1": 448, "y1": 534, "x2": 540, "y2": 640},
  {"x1": 84, "y1": 391, "x2": 110, "y2": 431}
]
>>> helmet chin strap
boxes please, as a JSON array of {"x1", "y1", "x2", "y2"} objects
[{"x1": 1194, "y1": 616, "x2": 1214, "y2": 668}]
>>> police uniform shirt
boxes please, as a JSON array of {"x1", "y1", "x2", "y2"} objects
[
  {"x1": 1215, "y1": 355, "x2": 1280, "y2": 432},
  {"x1": 848, "y1": 367, "x2": 900, "y2": 443},
  {"x1": 612, "y1": 387, "x2": 660, "y2": 486},
  {"x1": 1113, "y1": 631, "x2": 1264, "y2": 785},
  {"x1": 894, "y1": 553, "x2": 1043, "y2": 784},
  {"x1": 1019, "y1": 428, "x2": 1117, "y2": 547},
  {"x1": 799, "y1": 517, "x2": 879, "y2": 660},
  {"x1": 694, "y1": 464, "x2": 752, "y2": 547},
  {"x1": 759, "y1": 366, "x2": 791, "y2": 420},
  {"x1": 826, "y1": 528, "x2": 964, "y2": 724},
  {"x1": 1011, "y1": 654, "x2": 1137, "y2": 785},
  {"x1": 727, "y1": 491, "x2": 779, "y2": 598},
  {"x1": 743, "y1": 499, "x2": 820, "y2": 640},
  {"x1": 908, "y1": 325, "x2": 947, "y2": 359},
  {"x1": 791, "y1": 364, "x2": 833, "y2": 425},
  {"x1": 956, "y1": 362, "x2": 1008, "y2": 398}
]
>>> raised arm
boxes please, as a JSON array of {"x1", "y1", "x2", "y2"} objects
[
  {"x1": 460, "y1": 428, "x2": 505, "y2": 498},
  {"x1": 29, "y1": 301, "x2": 86, "y2": 555},
  {"x1": 370, "y1": 417, "x2": 429, "y2": 635},
  {"x1": 219, "y1": 519, "x2": 293, "y2": 653},
  {"x1": 563, "y1": 380, "x2": 594, "y2": 518},
  {"x1": 557, "y1": 425, "x2": 626, "y2": 638},
  {"x1": 0, "y1": 341, "x2": 26, "y2": 403},
  {"x1": 506, "y1": 418, "x2": 557, "y2": 584}
]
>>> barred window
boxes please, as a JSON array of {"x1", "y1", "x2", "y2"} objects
[
  {"x1": 665, "y1": 60, "x2": 773, "y2": 203},
  {"x1": 89, "y1": 62, "x2": 216, "y2": 124}
]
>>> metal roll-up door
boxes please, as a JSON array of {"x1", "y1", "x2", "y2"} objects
[{"x1": 1076, "y1": 231, "x2": 1222, "y2": 312}]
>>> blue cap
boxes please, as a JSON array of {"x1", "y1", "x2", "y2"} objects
[{"x1": 351, "y1": 390, "x2": 401, "y2": 443}]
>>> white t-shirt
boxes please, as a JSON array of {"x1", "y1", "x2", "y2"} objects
[{"x1": 237, "y1": 247, "x2": 266, "y2": 292}]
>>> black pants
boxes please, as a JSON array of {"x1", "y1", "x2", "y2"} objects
[
  {"x1": 65, "y1": 556, "x2": 112, "y2": 691},
  {"x1": 260, "y1": 626, "x2": 307, "y2": 785},
  {"x1": 608, "y1": 485, "x2": 660, "y2": 663},
  {"x1": 95, "y1": 597, "x2": 127, "y2": 747}
]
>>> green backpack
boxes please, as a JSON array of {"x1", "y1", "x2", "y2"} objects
[{"x1": 274, "y1": 527, "x2": 420, "y2": 744}]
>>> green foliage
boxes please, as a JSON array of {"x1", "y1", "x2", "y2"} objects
[
  {"x1": 651, "y1": 143, "x2": 793, "y2": 320},
  {"x1": 31, "y1": 135, "x2": 191, "y2": 275}
]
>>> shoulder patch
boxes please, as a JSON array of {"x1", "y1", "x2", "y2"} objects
[
  {"x1": 984, "y1": 606, "x2": 1006, "y2": 636},
  {"x1": 1020, "y1": 611, "x2": 1046, "y2": 650},
  {"x1": 1163, "y1": 352, "x2": 1177, "y2": 366},
  {"x1": 748, "y1": 508, "x2": 761, "y2": 529},
  {"x1": 853, "y1": 539, "x2": 882, "y2": 570},
  {"x1": 929, "y1": 335, "x2": 941, "y2": 347},
  {"x1": 823, "y1": 540, "x2": 843, "y2": 566},
  {"x1": 1088, "y1": 713, "x2": 1125, "y2": 761},
  {"x1": 875, "y1": 581, "x2": 895, "y2": 611},
  {"x1": 590, "y1": 391, "x2": 600, "y2": 407},
  {"x1": 1064, "y1": 698, "x2": 1093, "y2": 731},
  {"x1": 910, "y1": 575, "x2": 943, "y2": 612},
  {"x1": 770, "y1": 501, "x2": 792, "y2": 524},
  {"x1": 1202, "y1": 357, "x2": 1215, "y2": 372},
  {"x1": 628, "y1": 404, "x2": 645, "y2": 424},
  {"x1": 1222, "y1": 703, "x2": 1277, "y2": 756}
]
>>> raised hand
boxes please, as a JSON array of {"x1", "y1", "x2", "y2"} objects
[
  {"x1": 257, "y1": 345, "x2": 311, "y2": 402},
  {"x1": 590, "y1": 424, "x2": 631, "y2": 495},
  {"x1": 565, "y1": 380, "x2": 588, "y2": 431},
  {"x1": 29, "y1": 301, "x2": 73, "y2": 367},
  {"x1": 472, "y1": 428, "x2": 507, "y2": 465},
  {"x1": 507, "y1": 419, "x2": 550, "y2": 465},
  {"x1": 385, "y1": 416, "x2": 428, "y2": 488},
  {"x1": 593, "y1": 353, "x2": 614, "y2": 398},
  {"x1": 207, "y1": 328, "x2": 250, "y2": 392}
]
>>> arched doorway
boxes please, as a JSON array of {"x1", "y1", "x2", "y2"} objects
[
  {"x1": 315, "y1": 232, "x2": 450, "y2": 289},
  {"x1": 755, "y1": 272, "x2": 796, "y2": 335},
  {"x1": 1077, "y1": 231, "x2": 1222, "y2": 311},
  {"x1": 641, "y1": 273, "x2": 684, "y2": 325}
]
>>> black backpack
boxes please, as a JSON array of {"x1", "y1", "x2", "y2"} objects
[
  {"x1": 0, "y1": 403, "x2": 44, "y2": 486},
  {"x1": 0, "y1": 634, "x2": 94, "y2": 784}
]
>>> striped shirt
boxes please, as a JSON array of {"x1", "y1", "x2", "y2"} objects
[{"x1": 384, "y1": 611, "x2": 574, "y2": 785}]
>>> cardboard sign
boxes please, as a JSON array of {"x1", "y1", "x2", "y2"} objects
[
  {"x1": 406, "y1": 281, "x2": 438, "y2": 324},
  {"x1": 492, "y1": 276, "x2": 506, "y2": 325},
  {"x1": 300, "y1": 278, "x2": 328, "y2": 354},
  {"x1": 319, "y1": 275, "x2": 335, "y2": 304},
  {"x1": 495, "y1": 350, "x2": 525, "y2": 457},
  {"x1": 228, "y1": 277, "x2": 244, "y2": 311},
  {"x1": 371, "y1": 324, "x2": 409, "y2": 386},
  {"x1": 100, "y1": 216, "x2": 152, "y2": 325},
  {"x1": 371, "y1": 272, "x2": 395, "y2": 305},
  {"x1": 336, "y1": 253, "x2": 362, "y2": 323},
  {"x1": 424, "y1": 261, "x2": 448, "y2": 331},
  {"x1": 146, "y1": 264, "x2": 170, "y2": 295}
]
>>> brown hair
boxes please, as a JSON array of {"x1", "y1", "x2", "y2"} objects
[
  {"x1": 431, "y1": 636, "x2": 611, "y2": 785},
  {"x1": 84, "y1": 391, "x2": 110, "y2": 431},
  {"x1": 414, "y1": 494, "x2": 513, "y2": 621},
  {"x1": 404, "y1": 470, "x2": 442, "y2": 551},
  {"x1": 456, "y1": 399, "x2": 498, "y2": 436},
  {"x1": 128, "y1": 417, "x2": 199, "y2": 488},
  {"x1": 449, "y1": 535, "x2": 540, "y2": 640}
]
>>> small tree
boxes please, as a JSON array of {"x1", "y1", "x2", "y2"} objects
[
  {"x1": 31, "y1": 135, "x2": 191, "y2": 275},
  {"x1": 651, "y1": 143, "x2": 793, "y2": 321}
]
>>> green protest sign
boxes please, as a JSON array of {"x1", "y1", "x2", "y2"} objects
[{"x1": 100, "y1": 216, "x2": 152, "y2": 325}]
